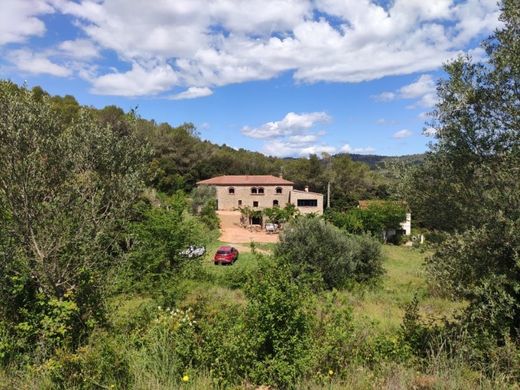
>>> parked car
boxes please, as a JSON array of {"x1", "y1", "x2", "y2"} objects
[
  {"x1": 214, "y1": 246, "x2": 239, "y2": 265},
  {"x1": 179, "y1": 245, "x2": 206, "y2": 258}
]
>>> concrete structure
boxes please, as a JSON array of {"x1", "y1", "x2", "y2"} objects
[{"x1": 197, "y1": 175, "x2": 323, "y2": 215}]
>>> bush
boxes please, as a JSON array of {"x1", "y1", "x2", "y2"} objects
[
  {"x1": 327, "y1": 202, "x2": 406, "y2": 238},
  {"x1": 125, "y1": 193, "x2": 209, "y2": 290},
  {"x1": 276, "y1": 217, "x2": 383, "y2": 289},
  {"x1": 427, "y1": 219, "x2": 520, "y2": 339},
  {"x1": 243, "y1": 262, "x2": 313, "y2": 389},
  {"x1": 43, "y1": 332, "x2": 131, "y2": 389}
]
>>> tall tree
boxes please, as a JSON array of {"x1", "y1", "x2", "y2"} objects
[
  {"x1": 402, "y1": 0, "x2": 520, "y2": 338},
  {"x1": 0, "y1": 81, "x2": 149, "y2": 355}
]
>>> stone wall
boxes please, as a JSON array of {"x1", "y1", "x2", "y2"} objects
[{"x1": 214, "y1": 184, "x2": 293, "y2": 210}]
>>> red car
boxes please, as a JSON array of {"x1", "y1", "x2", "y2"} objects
[{"x1": 214, "y1": 246, "x2": 239, "y2": 265}]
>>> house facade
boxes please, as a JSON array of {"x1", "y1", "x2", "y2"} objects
[{"x1": 197, "y1": 175, "x2": 323, "y2": 215}]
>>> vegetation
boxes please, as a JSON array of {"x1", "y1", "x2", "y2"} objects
[
  {"x1": 326, "y1": 201, "x2": 407, "y2": 240},
  {"x1": 0, "y1": 1, "x2": 519, "y2": 387},
  {"x1": 276, "y1": 217, "x2": 383, "y2": 289}
]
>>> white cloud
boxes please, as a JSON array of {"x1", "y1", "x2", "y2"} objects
[
  {"x1": 169, "y1": 87, "x2": 213, "y2": 100},
  {"x1": 58, "y1": 39, "x2": 100, "y2": 60},
  {"x1": 375, "y1": 74, "x2": 439, "y2": 108},
  {"x1": 340, "y1": 144, "x2": 376, "y2": 154},
  {"x1": 49, "y1": 0, "x2": 500, "y2": 95},
  {"x1": 373, "y1": 92, "x2": 397, "y2": 102},
  {"x1": 243, "y1": 111, "x2": 341, "y2": 156},
  {"x1": 244, "y1": 112, "x2": 374, "y2": 156},
  {"x1": 393, "y1": 129, "x2": 413, "y2": 139},
  {"x1": 0, "y1": 0, "x2": 54, "y2": 45},
  {"x1": 8, "y1": 49, "x2": 71, "y2": 77},
  {"x1": 376, "y1": 118, "x2": 398, "y2": 125},
  {"x1": 423, "y1": 127, "x2": 437, "y2": 136},
  {"x1": 90, "y1": 62, "x2": 178, "y2": 96},
  {"x1": 263, "y1": 140, "x2": 337, "y2": 157},
  {"x1": 242, "y1": 112, "x2": 330, "y2": 139}
]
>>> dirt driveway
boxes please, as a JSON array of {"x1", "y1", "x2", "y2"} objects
[{"x1": 218, "y1": 210, "x2": 279, "y2": 247}]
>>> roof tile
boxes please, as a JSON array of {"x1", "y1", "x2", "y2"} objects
[{"x1": 197, "y1": 175, "x2": 294, "y2": 186}]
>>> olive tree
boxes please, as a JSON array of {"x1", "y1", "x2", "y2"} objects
[
  {"x1": 0, "y1": 81, "x2": 149, "y2": 357},
  {"x1": 400, "y1": 0, "x2": 520, "y2": 339}
]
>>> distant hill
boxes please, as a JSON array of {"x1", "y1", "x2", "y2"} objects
[{"x1": 347, "y1": 153, "x2": 426, "y2": 169}]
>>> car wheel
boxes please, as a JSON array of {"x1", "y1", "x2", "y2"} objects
[{"x1": 214, "y1": 262, "x2": 218, "y2": 265}]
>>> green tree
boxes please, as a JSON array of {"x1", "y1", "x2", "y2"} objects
[
  {"x1": 0, "y1": 81, "x2": 149, "y2": 358},
  {"x1": 276, "y1": 217, "x2": 383, "y2": 289},
  {"x1": 128, "y1": 194, "x2": 208, "y2": 286},
  {"x1": 401, "y1": 0, "x2": 520, "y2": 339}
]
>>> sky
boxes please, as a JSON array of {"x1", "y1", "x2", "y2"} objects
[{"x1": 0, "y1": 0, "x2": 501, "y2": 157}]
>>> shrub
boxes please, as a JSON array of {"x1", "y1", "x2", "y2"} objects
[
  {"x1": 243, "y1": 262, "x2": 313, "y2": 388},
  {"x1": 276, "y1": 217, "x2": 383, "y2": 289},
  {"x1": 43, "y1": 332, "x2": 131, "y2": 389},
  {"x1": 126, "y1": 193, "x2": 209, "y2": 290}
]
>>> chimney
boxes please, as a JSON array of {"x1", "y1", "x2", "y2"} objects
[{"x1": 304, "y1": 186, "x2": 309, "y2": 192}]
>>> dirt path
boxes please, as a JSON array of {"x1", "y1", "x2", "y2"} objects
[{"x1": 218, "y1": 210, "x2": 279, "y2": 248}]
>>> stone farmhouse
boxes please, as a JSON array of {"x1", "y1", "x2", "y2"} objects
[{"x1": 197, "y1": 175, "x2": 323, "y2": 216}]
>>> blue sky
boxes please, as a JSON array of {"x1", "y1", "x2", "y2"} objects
[{"x1": 0, "y1": 0, "x2": 501, "y2": 157}]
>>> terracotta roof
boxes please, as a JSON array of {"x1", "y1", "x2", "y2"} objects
[{"x1": 197, "y1": 175, "x2": 294, "y2": 186}]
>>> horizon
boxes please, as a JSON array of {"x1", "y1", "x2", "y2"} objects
[{"x1": 0, "y1": 0, "x2": 500, "y2": 157}]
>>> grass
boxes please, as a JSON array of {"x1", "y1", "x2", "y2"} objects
[
  {"x1": 346, "y1": 245, "x2": 465, "y2": 333},
  {"x1": 200, "y1": 240, "x2": 262, "y2": 280}
]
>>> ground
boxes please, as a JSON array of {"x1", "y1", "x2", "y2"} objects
[
  {"x1": 217, "y1": 210, "x2": 279, "y2": 246},
  {"x1": 214, "y1": 211, "x2": 463, "y2": 331}
]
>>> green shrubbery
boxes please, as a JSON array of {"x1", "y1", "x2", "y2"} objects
[
  {"x1": 326, "y1": 201, "x2": 406, "y2": 239},
  {"x1": 0, "y1": 81, "x2": 149, "y2": 363},
  {"x1": 276, "y1": 216, "x2": 383, "y2": 289}
]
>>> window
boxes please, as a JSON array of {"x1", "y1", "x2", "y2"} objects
[
  {"x1": 258, "y1": 187, "x2": 264, "y2": 194},
  {"x1": 253, "y1": 201, "x2": 259, "y2": 207},
  {"x1": 238, "y1": 200, "x2": 242, "y2": 206},
  {"x1": 228, "y1": 187, "x2": 235, "y2": 194},
  {"x1": 297, "y1": 199, "x2": 318, "y2": 207},
  {"x1": 275, "y1": 187, "x2": 282, "y2": 194},
  {"x1": 251, "y1": 187, "x2": 257, "y2": 194},
  {"x1": 273, "y1": 200, "x2": 279, "y2": 206}
]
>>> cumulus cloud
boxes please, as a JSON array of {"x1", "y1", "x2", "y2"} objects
[
  {"x1": 0, "y1": 0, "x2": 54, "y2": 45},
  {"x1": 393, "y1": 129, "x2": 413, "y2": 139},
  {"x1": 8, "y1": 49, "x2": 71, "y2": 77},
  {"x1": 241, "y1": 112, "x2": 331, "y2": 139},
  {"x1": 45, "y1": 0, "x2": 500, "y2": 96},
  {"x1": 264, "y1": 140, "x2": 337, "y2": 157},
  {"x1": 340, "y1": 144, "x2": 376, "y2": 154},
  {"x1": 90, "y1": 62, "x2": 178, "y2": 96},
  {"x1": 375, "y1": 74, "x2": 439, "y2": 108},
  {"x1": 169, "y1": 87, "x2": 213, "y2": 100},
  {"x1": 58, "y1": 39, "x2": 100, "y2": 60},
  {"x1": 243, "y1": 111, "x2": 373, "y2": 157}
]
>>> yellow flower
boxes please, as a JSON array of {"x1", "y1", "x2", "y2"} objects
[
  {"x1": 328, "y1": 369, "x2": 334, "y2": 376},
  {"x1": 182, "y1": 374, "x2": 190, "y2": 382}
]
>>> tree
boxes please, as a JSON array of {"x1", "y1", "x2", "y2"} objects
[
  {"x1": 327, "y1": 201, "x2": 406, "y2": 239},
  {"x1": 0, "y1": 81, "x2": 149, "y2": 357},
  {"x1": 401, "y1": 0, "x2": 520, "y2": 339},
  {"x1": 400, "y1": 1, "x2": 519, "y2": 232},
  {"x1": 276, "y1": 217, "x2": 383, "y2": 289}
]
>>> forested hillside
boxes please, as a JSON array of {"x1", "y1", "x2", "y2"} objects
[{"x1": 28, "y1": 86, "x2": 401, "y2": 210}]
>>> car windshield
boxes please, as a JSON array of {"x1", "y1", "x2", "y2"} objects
[{"x1": 217, "y1": 250, "x2": 230, "y2": 254}]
